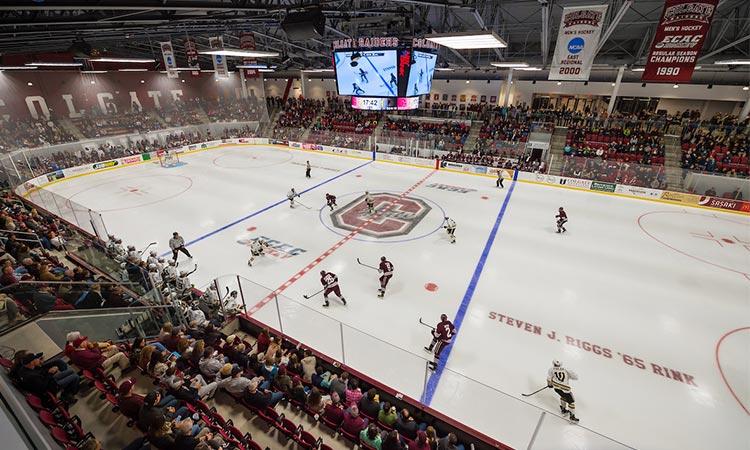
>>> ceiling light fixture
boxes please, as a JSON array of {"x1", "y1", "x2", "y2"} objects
[
  {"x1": 490, "y1": 62, "x2": 529, "y2": 68},
  {"x1": 0, "y1": 66, "x2": 37, "y2": 70},
  {"x1": 556, "y1": 81, "x2": 562, "y2": 86},
  {"x1": 80, "y1": 70, "x2": 107, "y2": 74},
  {"x1": 631, "y1": 67, "x2": 645, "y2": 72},
  {"x1": 515, "y1": 67, "x2": 542, "y2": 71},
  {"x1": 714, "y1": 59, "x2": 750, "y2": 65},
  {"x1": 426, "y1": 31, "x2": 507, "y2": 50},
  {"x1": 90, "y1": 57, "x2": 155, "y2": 63},
  {"x1": 119, "y1": 68, "x2": 148, "y2": 72},
  {"x1": 27, "y1": 62, "x2": 83, "y2": 67},
  {"x1": 673, "y1": 84, "x2": 679, "y2": 88},
  {"x1": 199, "y1": 49, "x2": 279, "y2": 58},
  {"x1": 258, "y1": 69, "x2": 275, "y2": 72},
  {"x1": 434, "y1": 68, "x2": 454, "y2": 72},
  {"x1": 743, "y1": 86, "x2": 749, "y2": 91}
]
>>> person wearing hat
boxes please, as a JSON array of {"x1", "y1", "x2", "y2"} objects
[
  {"x1": 243, "y1": 379, "x2": 284, "y2": 409},
  {"x1": 217, "y1": 365, "x2": 258, "y2": 396},
  {"x1": 117, "y1": 378, "x2": 145, "y2": 420},
  {"x1": 16, "y1": 352, "x2": 80, "y2": 403}
]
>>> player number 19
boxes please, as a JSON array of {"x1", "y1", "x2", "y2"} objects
[{"x1": 656, "y1": 67, "x2": 680, "y2": 76}]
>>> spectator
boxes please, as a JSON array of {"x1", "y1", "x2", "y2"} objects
[
  {"x1": 330, "y1": 371, "x2": 349, "y2": 400},
  {"x1": 360, "y1": 388, "x2": 381, "y2": 419},
  {"x1": 379, "y1": 402, "x2": 398, "y2": 427},
  {"x1": 15, "y1": 352, "x2": 79, "y2": 403},
  {"x1": 360, "y1": 423, "x2": 383, "y2": 449},
  {"x1": 138, "y1": 390, "x2": 189, "y2": 432},
  {"x1": 436, "y1": 432, "x2": 459, "y2": 450},
  {"x1": 341, "y1": 404, "x2": 367, "y2": 437},
  {"x1": 198, "y1": 347, "x2": 224, "y2": 379},
  {"x1": 345, "y1": 378, "x2": 363, "y2": 406},
  {"x1": 243, "y1": 379, "x2": 284, "y2": 409},
  {"x1": 382, "y1": 430, "x2": 406, "y2": 450},
  {"x1": 395, "y1": 408, "x2": 418, "y2": 440},
  {"x1": 409, "y1": 431, "x2": 431, "y2": 450},
  {"x1": 218, "y1": 365, "x2": 255, "y2": 396},
  {"x1": 306, "y1": 387, "x2": 330, "y2": 415},
  {"x1": 68, "y1": 335, "x2": 130, "y2": 376}
]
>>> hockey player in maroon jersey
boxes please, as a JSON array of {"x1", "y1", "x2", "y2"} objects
[
  {"x1": 320, "y1": 270, "x2": 346, "y2": 307},
  {"x1": 555, "y1": 207, "x2": 568, "y2": 233},
  {"x1": 377, "y1": 256, "x2": 394, "y2": 298},
  {"x1": 326, "y1": 193, "x2": 338, "y2": 211},
  {"x1": 424, "y1": 314, "x2": 455, "y2": 370}
]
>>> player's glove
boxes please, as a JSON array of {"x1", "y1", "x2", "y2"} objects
[{"x1": 547, "y1": 381, "x2": 553, "y2": 388}]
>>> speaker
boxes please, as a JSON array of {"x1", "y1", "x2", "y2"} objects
[{"x1": 281, "y1": 8, "x2": 325, "y2": 41}]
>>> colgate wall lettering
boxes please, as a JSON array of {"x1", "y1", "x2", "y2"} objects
[
  {"x1": 0, "y1": 71, "x2": 246, "y2": 120},
  {"x1": 642, "y1": 0, "x2": 718, "y2": 83}
]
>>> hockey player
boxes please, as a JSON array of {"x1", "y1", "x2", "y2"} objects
[
  {"x1": 364, "y1": 191, "x2": 375, "y2": 214},
  {"x1": 106, "y1": 235, "x2": 119, "y2": 255},
  {"x1": 118, "y1": 262, "x2": 129, "y2": 283},
  {"x1": 326, "y1": 193, "x2": 338, "y2": 211},
  {"x1": 223, "y1": 290, "x2": 242, "y2": 315},
  {"x1": 127, "y1": 245, "x2": 139, "y2": 261},
  {"x1": 496, "y1": 171, "x2": 504, "y2": 188},
  {"x1": 176, "y1": 270, "x2": 193, "y2": 299},
  {"x1": 111, "y1": 238, "x2": 127, "y2": 262},
  {"x1": 305, "y1": 161, "x2": 312, "y2": 178},
  {"x1": 443, "y1": 217, "x2": 457, "y2": 243},
  {"x1": 377, "y1": 256, "x2": 394, "y2": 298},
  {"x1": 287, "y1": 188, "x2": 301, "y2": 208},
  {"x1": 156, "y1": 257, "x2": 166, "y2": 272},
  {"x1": 147, "y1": 264, "x2": 163, "y2": 290},
  {"x1": 146, "y1": 250, "x2": 159, "y2": 267},
  {"x1": 547, "y1": 360, "x2": 579, "y2": 422},
  {"x1": 169, "y1": 231, "x2": 192, "y2": 261},
  {"x1": 247, "y1": 239, "x2": 268, "y2": 267},
  {"x1": 555, "y1": 207, "x2": 568, "y2": 233},
  {"x1": 424, "y1": 314, "x2": 455, "y2": 370},
  {"x1": 162, "y1": 259, "x2": 178, "y2": 285},
  {"x1": 319, "y1": 270, "x2": 346, "y2": 307}
]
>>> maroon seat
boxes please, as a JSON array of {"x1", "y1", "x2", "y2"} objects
[
  {"x1": 295, "y1": 428, "x2": 319, "y2": 449},
  {"x1": 275, "y1": 417, "x2": 298, "y2": 439},
  {"x1": 50, "y1": 426, "x2": 73, "y2": 446},
  {"x1": 339, "y1": 425, "x2": 359, "y2": 444},
  {"x1": 25, "y1": 394, "x2": 44, "y2": 412}
]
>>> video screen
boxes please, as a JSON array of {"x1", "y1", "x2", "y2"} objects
[
  {"x1": 406, "y1": 51, "x2": 437, "y2": 97},
  {"x1": 334, "y1": 50, "x2": 398, "y2": 97}
]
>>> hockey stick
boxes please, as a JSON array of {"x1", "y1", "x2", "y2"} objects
[
  {"x1": 418, "y1": 317, "x2": 436, "y2": 330},
  {"x1": 185, "y1": 264, "x2": 198, "y2": 277},
  {"x1": 356, "y1": 258, "x2": 379, "y2": 271},
  {"x1": 521, "y1": 386, "x2": 549, "y2": 397},
  {"x1": 139, "y1": 242, "x2": 158, "y2": 256},
  {"x1": 295, "y1": 199, "x2": 312, "y2": 210},
  {"x1": 303, "y1": 287, "x2": 325, "y2": 300},
  {"x1": 218, "y1": 285, "x2": 230, "y2": 301}
]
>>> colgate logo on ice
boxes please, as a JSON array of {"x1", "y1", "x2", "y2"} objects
[{"x1": 331, "y1": 192, "x2": 431, "y2": 238}]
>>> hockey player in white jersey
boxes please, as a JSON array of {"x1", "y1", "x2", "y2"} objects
[
  {"x1": 443, "y1": 217, "x2": 457, "y2": 244},
  {"x1": 146, "y1": 251, "x2": 159, "y2": 267},
  {"x1": 176, "y1": 271, "x2": 193, "y2": 299},
  {"x1": 126, "y1": 245, "x2": 140, "y2": 261},
  {"x1": 547, "y1": 359, "x2": 579, "y2": 423},
  {"x1": 287, "y1": 188, "x2": 300, "y2": 208},
  {"x1": 147, "y1": 264, "x2": 163, "y2": 290},
  {"x1": 247, "y1": 239, "x2": 269, "y2": 266},
  {"x1": 364, "y1": 191, "x2": 375, "y2": 214},
  {"x1": 110, "y1": 238, "x2": 127, "y2": 262},
  {"x1": 162, "y1": 260, "x2": 178, "y2": 285}
]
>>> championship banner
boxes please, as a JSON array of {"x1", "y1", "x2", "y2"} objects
[
  {"x1": 548, "y1": 5, "x2": 608, "y2": 81},
  {"x1": 209, "y1": 36, "x2": 229, "y2": 79},
  {"x1": 642, "y1": 0, "x2": 718, "y2": 82},
  {"x1": 184, "y1": 37, "x2": 200, "y2": 76},
  {"x1": 240, "y1": 32, "x2": 259, "y2": 79},
  {"x1": 159, "y1": 41, "x2": 178, "y2": 78}
]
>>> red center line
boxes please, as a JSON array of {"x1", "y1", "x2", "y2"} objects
[{"x1": 247, "y1": 169, "x2": 438, "y2": 313}]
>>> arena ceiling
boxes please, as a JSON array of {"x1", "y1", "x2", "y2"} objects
[{"x1": 0, "y1": 0, "x2": 748, "y2": 83}]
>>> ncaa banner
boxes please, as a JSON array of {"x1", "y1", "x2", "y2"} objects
[
  {"x1": 209, "y1": 36, "x2": 229, "y2": 79},
  {"x1": 240, "y1": 32, "x2": 259, "y2": 79},
  {"x1": 642, "y1": 0, "x2": 717, "y2": 82},
  {"x1": 159, "y1": 41, "x2": 178, "y2": 78},
  {"x1": 183, "y1": 37, "x2": 200, "y2": 76},
  {"x1": 548, "y1": 5, "x2": 608, "y2": 81}
]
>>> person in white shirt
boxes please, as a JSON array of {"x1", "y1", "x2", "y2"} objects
[
  {"x1": 547, "y1": 359, "x2": 579, "y2": 423},
  {"x1": 169, "y1": 232, "x2": 192, "y2": 261}
]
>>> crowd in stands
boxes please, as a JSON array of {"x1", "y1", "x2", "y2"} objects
[
  {"x1": 562, "y1": 125, "x2": 666, "y2": 166},
  {"x1": 3, "y1": 316, "x2": 473, "y2": 450},
  {"x1": 74, "y1": 110, "x2": 164, "y2": 139},
  {"x1": 203, "y1": 97, "x2": 266, "y2": 123},
  {"x1": 560, "y1": 157, "x2": 668, "y2": 189},
  {"x1": 680, "y1": 120, "x2": 749, "y2": 177},
  {"x1": 160, "y1": 99, "x2": 206, "y2": 127},
  {"x1": 382, "y1": 117, "x2": 469, "y2": 151},
  {"x1": 272, "y1": 98, "x2": 322, "y2": 141},
  {"x1": 0, "y1": 118, "x2": 77, "y2": 151}
]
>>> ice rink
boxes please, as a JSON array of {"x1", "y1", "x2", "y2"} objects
[{"x1": 41, "y1": 144, "x2": 749, "y2": 450}]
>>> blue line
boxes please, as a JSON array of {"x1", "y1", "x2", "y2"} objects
[
  {"x1": 420, "y1": 170, "x2": 519, "y2": 405},
  {"x1": 363, "y1": 54, "x2": 396, "y2": 96},
  {"x1": 159, "y1": 160, "x2": 372, "y2": 257}
]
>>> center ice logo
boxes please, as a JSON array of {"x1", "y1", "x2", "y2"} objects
[{"x1": 331, "y1": 192, "x2": 431, "y2": 238}]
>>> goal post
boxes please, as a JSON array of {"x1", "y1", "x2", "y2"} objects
[{"x1": 157, "y1": 149, "x2": 180, "y2": 168}]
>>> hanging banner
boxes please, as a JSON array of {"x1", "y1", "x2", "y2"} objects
[
  {"x1": 184, "y1": 37, "x2": 200, "y2": 76},
  {"x1": 548, "y1": 5, "x2": 608, "y2": 81},
  {"x1": 642, "y1": 0, "x2": 718, "y2": 83},
  {"x1": 159, "y1": 41, "x2": 178, "y2": 78},
  {"x1": 209, "y1": 36, "x2": 229, "y2": 79},
  {"x1": 240, "y1": 32, "x2": 259, "y2": 79}
]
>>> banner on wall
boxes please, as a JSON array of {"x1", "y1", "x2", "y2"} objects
[
  {"x1": 642, "y1": 0, "x2": 718, "y2": 82},
  {"x1": 548, "y1": 5, "x2": 608, "y2": 81},
  {"x1": 240, "y1": 32, "x2": 259, "y2": 79},
  {"x1": 184, "y1": 37, "x2": 200, "y2": 76},
  {"x1": 159, "y1": 41, "x2": 178, "y2": 78},
  {"x1": 209, "y1": 36, "x2": 229, "y2": 79}
]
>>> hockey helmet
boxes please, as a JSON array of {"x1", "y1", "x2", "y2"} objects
[
  {"x1": 440, "y1": 314, "x2": 448, "y2": 321},
  {"x1": 380, "y1": 256, "x2": 386, "y2": 261},
  {"x1": 150, "y1": 251, "x2": 157, "y2": 257},
  {"x1": 553, "y1": 359, "x2": 562, "y2": 367},
  {"x1": 168, "y1": 260, "x2": 176, "y2": 265}
]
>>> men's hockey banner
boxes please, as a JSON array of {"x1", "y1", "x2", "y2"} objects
[
  {"x1": 548, "y1": 5, "x2": 608, "y2": 81},
  {"x1": 642, "y1": 0, "x2": 718, "y2": 82},
  {"x1": 159, "y1": 41, "x2": 178, "y2": 78},
  {"x1": 209, "y1": 36, "x2": 229, "y2": 79},
  {"x1": 184, "y1": 37, "x2": 200, "y2": 76},
  {"x1": 240, "y1": 32, "x2": 259, "y2": 79}
]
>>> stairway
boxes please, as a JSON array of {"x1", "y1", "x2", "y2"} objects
[
  {"x1": 259, "y1": 107, "x2": 281, "y2": 138},
  {"x1": 462, "y1": 121, "x2": 482, "y2": 152},
  {"x1": 58, "y1": 118, "x2": 85, "y2": 140},
  {"x1": 548, "y1": 126, "x2": 569, "y2": 176},
  {"x1": 663, "y1": 134, "x2": 685, "y2": 191}
]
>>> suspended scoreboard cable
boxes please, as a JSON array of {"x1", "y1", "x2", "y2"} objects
[{"x1": 331, "y1": 37, "x2": 439, "y2": 111}]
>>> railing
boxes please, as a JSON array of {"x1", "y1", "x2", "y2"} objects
[
  {"x1": 210, "y1": 274, "x2": 633, "y2": 450},
  {"x1": 560, "y1": 155, "x2": 668, "y2": 189},
  {"x1": 306, "y1": 130, "x2": 373, "y2": 151}
]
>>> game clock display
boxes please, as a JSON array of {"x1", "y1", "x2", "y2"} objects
[{"x1": 350, "y1": 96, "x2": 419, "y2": 111}]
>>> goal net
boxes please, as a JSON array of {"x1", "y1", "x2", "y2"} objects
[{"x1": 158, "y1": 150, "x2": 180, "y2": 168}]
